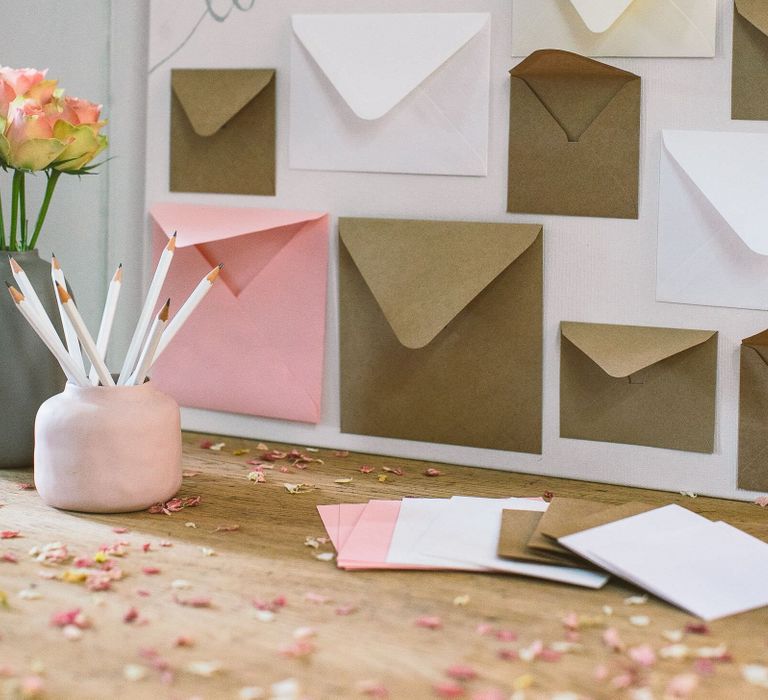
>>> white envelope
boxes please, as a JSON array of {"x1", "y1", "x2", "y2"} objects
[
  {"x1": 656, "y1": 130, "x2": 768, "y2": 311},
  {"x1": 512, "y1": 0, "x2": 716, "y2": 57},
  {"x1": 289, "y1": 13, "x2": 490, "y2": 176}
]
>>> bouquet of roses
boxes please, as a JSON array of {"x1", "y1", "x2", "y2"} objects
[{"x1": 0, "y1": 66, "x2": 108, "y2": 252}]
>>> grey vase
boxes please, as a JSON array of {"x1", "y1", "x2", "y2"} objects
[{"x1": 0, "y1": 250, "x2": 67, "y2": 468}]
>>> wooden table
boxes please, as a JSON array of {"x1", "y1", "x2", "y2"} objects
[{"x1": 1, "y1": 432, "x2": 767, "y2": 699}]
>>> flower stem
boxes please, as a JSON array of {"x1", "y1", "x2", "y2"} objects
[
  {"x1": 0, "y1": 187, "x2": 5, "y2": 251},
  {"x1": 9, "y1": 170, "x2": 20, "y2": 252},
  {"x1": 18, "y1": 172, "x2": 26, "y2": 251},
  {"x1": 29, "y1": 169, "x2": 60, "y2": 252}
]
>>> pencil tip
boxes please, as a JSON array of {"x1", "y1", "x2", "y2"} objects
[
  {"x1": 4, "y1": 280, "x2": 11, "y2": 288},
  {"x1": 9, "y1": 257, "x2": 21, "y2": 273},
  {"x1": 55, "y1": 282, "x2": 70, "y2": 303},
  {"x1": 7, "y1": 283, "x2": 23, "y2": 303},
  {"x1": 159, "y1": 299, "x2": 171, "y2": 321},
  {"x1": 218, "y1": 263, "x2": 224, "y2": 269},
  {"x1": 166, "y1": 232, "x2": 177, "y2": 252},
  {"x1": 114, "y1": 265, "x2": 123, "y2": 282},
  {"x1": 206, "y1": 265, "x2": 222, "y2": 283},
  {"x1": 51, "y1": 254, "x2": 60, "y2": 270}
]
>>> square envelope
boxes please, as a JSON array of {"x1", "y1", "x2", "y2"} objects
[
  {"x1": 149, "y1": 202, "x2": 328, "y2": 423},
  {"x1": 507, "y1": 50, "x2": 640, "y2": 219},
  {"x1": 339, "y1": 218, "x2": 542, "y2": 453},
  {"x1": 560, "y1": 322, "x2": 717, "y2": 452},
  {"x1": 738, "y1": 329, "x2": 768, "y2": 490}
]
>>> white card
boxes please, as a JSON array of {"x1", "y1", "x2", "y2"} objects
[{"x1": 416, "y1": 496, "x2": 609, "y2": 589}]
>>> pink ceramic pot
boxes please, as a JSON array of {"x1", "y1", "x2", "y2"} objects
[{"x1": 34, "y1": 381, "x2": 182, "y2": 513}]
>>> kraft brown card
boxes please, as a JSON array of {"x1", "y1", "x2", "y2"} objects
[
  {"x1": 497, "y1": 510, "x2": 571, "y2": 565},
  {"x1": 339, "y1": 218, "x2": 542, "y2": 453},
  {"x1": 507, "y1": 49, "x2": 640, "y2": 219},
  {"x1": 732, "y1": 1, "x2": 768, "y2": 121},
  {"x1": 738, "y1": 329, "x2": 768, "y2": 490},
  {"x1": 170, "y1": 69, "x2": 276, "y2": 195},
  {"x1": 560, "y1": 322, "x2": 717, "y2": 452}
]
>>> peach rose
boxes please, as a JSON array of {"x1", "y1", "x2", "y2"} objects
[
  {"x1": 0, "y1": 66, "x2": 47, "y2": 117},
  {"x1": 1, "y1": 97, "x2": 68, "y2": 170}
]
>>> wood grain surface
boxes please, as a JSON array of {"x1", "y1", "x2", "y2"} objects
[{"x1": 0, "y1": 431, "x2": 766, "y2": 699}]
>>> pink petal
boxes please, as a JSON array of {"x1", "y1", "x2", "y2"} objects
[
  {"x1": 356, "y1": 680, "x2": 388, "y2": 698},
  {"x1": 424, "y1": 468, "x2": 442, "y2": 477},
  {"x1": 602, "y1": 627, "x2": 625, "y2": 652},
  {"x1": 433, "y1": 681, "x2": 465, "y2": 698},
  {"x1": 445, "y1": 665, "x2": 477, "y2": 681},
  {"x1": 142, "y1": 567, "x2": 161, "y2": 575},
  {"x1": 1, "y1": 531, "x2": 19, "y2": 539},
  {"x1": 666, "y1": 674, "x2": 699, "y2": 698},
  {"x1": 628, "y1": 644, "x2": 657, "y2": 668},
  {"x1": 415, "y1": 615, "x2": 443, "y2": 630},
  {"x1": 754, "y1": 495, "x2": 768, "y2": 507}
]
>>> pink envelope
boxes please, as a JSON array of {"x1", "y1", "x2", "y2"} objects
[
  {"x1": 337, "y1": 500, "x2": 402, "y2": 568},
  {"x1": 149, "y1": 203, "x2": 329, "y2": 423}
]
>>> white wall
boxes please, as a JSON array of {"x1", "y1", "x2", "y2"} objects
[{"x1": 143, "y1": 0, "x2": 767, "y2": 501}]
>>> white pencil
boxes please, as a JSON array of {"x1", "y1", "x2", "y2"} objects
[
  {"x1": 6, "y1": 283, "x2": 89, "y2": 386},
  {"x1": 151, "y1": 264, "x2": 221, "y2": 366},
  {"x1": 129, "y1": 299, "x2": 170, "y2": 386},
  {"x1": 51, "y1": 255, "x2": 86, "y2": 376},
  {"x1": 55, "y1": 283, "x2": 115, "y2": 387},
  {"x1": 117, "y1": 233, "x2": 176, "y2": 385},
  {"x1": 88, "y1": 264, "x2": 123, "y2": 385},
  {"x1": 9, "y1": 257, "x2": 59, "y2": 341}
]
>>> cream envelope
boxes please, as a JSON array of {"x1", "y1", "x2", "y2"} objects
[
  {"x1": 289, "y1": 13, "x2": 490, "y2": 176},
  {"x1": 512, "y1": 0, "x2": 716, "y2": 57},
  {"x1": 148, "y1": 203, "x2": 328, "y2": 423},
  {"x1": 656, "y1": 130, "x2": 768, "y2": 311}
]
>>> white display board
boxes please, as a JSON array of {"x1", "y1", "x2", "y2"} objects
[{"x1": 145, "y1": 0, "x2": 768, "y2": 501}]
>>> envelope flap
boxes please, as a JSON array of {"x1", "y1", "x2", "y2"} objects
[
  {"x1": 171, "y1": 69, "x2": 275, "y2": 137},
  {"x1": 561, "y1": 321, "x2": 716, "y2": 378},
  {"x1": 292, "y1": 13, "x2": 488, "y2": 120},
  {"x1": 735, "y1": 0, "x2": 768, "y2": 36},
  {"x1": 510, "y1": 50, "x2": 639, "y2": 141},
  {"x1": 663, "y1": 130, "x2": 768, "y2": 255},
  {"x1": 150, "y1": 203, "x2": 326, "y2": 298},
  {"x1": 340, "y1": 219, "x2": 541, "y2": 349},
  {"x1": 569, "y1": 0, "x2": 635, "y2": 33}
]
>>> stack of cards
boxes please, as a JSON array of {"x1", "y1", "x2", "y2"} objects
[
  {"x1": 317, "y1": 496, "x2": 610, "y2": 589},
  {"x1": 318, "y1": 496, "x2": 768, "y2": 620}
]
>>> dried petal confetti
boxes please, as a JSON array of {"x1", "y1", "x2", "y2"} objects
[
  {"x1": 495, "y1": 629, "x2": 518, "y2": 642},
  {"x1": 1, "y1": 531, "x2": 20, "y2": 539},
  {"x1": 755, "y1": 496, "x2": 768, "y2": 508},
  {"x1": 248, "y1": 471, "x2": 266, "y2": 483},
  {"x1": 18, "y1": 482, "x2": 35, "y2": 490},
  {"x1": 148, "y1": 496, "x2": 202, "y2": 515},
  {"x1": 19, "y1": 675, "x2": 44, "y2": 697},
  {"x1": 50, "y1": 608, "x2": 90, "y2": 629},
  {"x1": 497, "y1": 649, "x2": 518, "y2": 662},
  {"x1": 304, "y1": 592, "x2": 331, "y2": 605},
  {"x1": 278, "y1": 640, "x2": 315, "y2": 658},
  {"x1": 512, "y1": 674, "x2": 534, "y2": 691},
  {"x1": 185, "y1": 522, "x2": 197, "y2": 528},
  {"x1": 359, "y1": 466, "x2": 375, "y2": 474},
  {"x1": 239, "y1": 687, "x2": 266, "y2": 700},
  {"x1": 628, "y1": 644, "x2": 657, "y2": 667},
  {"x1": 624, "y1": 595, "x2": 648, "y2": 605},
  {"x1": 693, "y1": 658, "x2": 716, "y2": 676},
  {"x1": 62, "y1": 624, "x2": 83, "y2": 641},
  {"x1": 415, "y1": 615, "x2": 443, "y2": 630},
  {"x1": 519, "y1": 640, "x2": 544, "y2": 662},
  {"x1": 334, "y1": 478, "x2": 353, "y2": 484},
  {"x1": 199, "y1": 440, "x2": 213, "y2": 449},
  {"x1": 742, "y1": 664, "x2": 768, "y2": 688},
  {"x1": 445, "y1": 665, "x2": 477, "y2": 681},
  {"x1": 254, "y1": 610, "x2": 275, "y2": 622},
  {"x1": 660, "y1": 644, "x2": 690, "y2": 660},
  {"x1": 174, "y1": 595, "x2": 212, "y2": 608},
  {"x1": 378, "y1": 474, "x2": 389, "y2": 482},
  {"x1": 256, "y1": 443, "x2": 269, "y2": 450},
  {"x1": 292, "y1": 626, "x2": 316, "y2": 640},
  {"x1": 602, "y1": 627, "x2": 625, "y2": 652},
  {"x1": 18, "y1": 587, "x2": 41, "y2": 600},
  {"x1": 186, "y1": 660, "x2": 223, "y2": 677},
  {"x1": 29, "y1": 542, "x2": 70, "y2": 565},
  {"x1": 314, "y1": 552, "x2": 335, "y2": 562},
  {"x1": 212, "y1": 524, "x2": 240, "y2": 533},
  {"x1": 542, "y1": 491, "x2": 555, "y2": 502},
  {"x1": 356, "y1": 680, "x2": 389, "y2": 698},
  {"x1": 433, "y1": 681, "x2": 465, "y2": 698},
  {"x1": 182, "y1": 470, "x2": 202, "y2": 477},
  {"x1": 209, "y1": 442, "x2": 226, "y2": 451},
  {"x1": 123, "y1": 607, "x2": 139, "y2": 623},
  {"x1": 453, "y1": 595, "x2": 470, "y2": 606},
  {"x1": 333, "y1": 450, "x2": 349, "y2": 457},
  {"x1": 142, "y1": 567, "x2": 161, "y2": 575},
  {"x1": 663, "y1": 630, "x2": 684, "y2": 643},
  {"x1": 382, "y1": 466, "x2": 404, "y2": 476},
  {"x1": 684, "y1": 622, "x2": 709, "y2": 635},
  {"x1": 262, "y1": 450, "x2": 287, "y2": 461},
  {"x1": 679, "y1": 491, "x2": 698, "y2": 498},
  {"x1": 629, "y1": 615, "x2": 650, "y2": 627},
  {"x1": 424, "y1": 468, "x2": 442, "y2": 477},
  {"x1": 232, "y1": 449, "x2": 250, "y2": 456},
  {"x1": 175, "y1": 635, "x2": 195, "y2": 647},
  {"x1": 335, "y1": 604, "x2": 357, "y2": 616},
  {"x1": 665, "y1": 673, "x2": 698, "y2": 698},
  {"x1": 1, "y1": 552, "x2": 18, "y2": 563},
  {"x1": 283, "y1": 483, "x2": 313, "y2": 494}
]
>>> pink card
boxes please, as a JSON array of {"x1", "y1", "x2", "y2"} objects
[{"x1": 337, "y1": 500, "x2": 402, "y2": 567}]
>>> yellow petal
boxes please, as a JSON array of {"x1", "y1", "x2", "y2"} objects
[
  {"x1": 52, "y1": 121, "x2": 107, "y2": 171},
  {"x1": 10, "y1": 137, "x2": 68, "y2": 170}
]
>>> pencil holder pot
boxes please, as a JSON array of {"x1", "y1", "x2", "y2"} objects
[
  {"x1": 34, "y1": 381, "x2": 183, "y2": 513},
  {"x1": 0, "y1": 251, "x2": 67, "y2": 469}
]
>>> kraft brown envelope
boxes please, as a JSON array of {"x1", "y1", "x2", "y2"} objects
[
  {"x1": 732, "y1": 1, "x2": 768, "y2": 121},
  {"x1": 507, "y1": 49, "x2": 640, "y2": 219},
  {"x1": 738, "y1": 329, "x2": 768, "y2": 490},
  {"x1": 560, "y1": 322, "x2": 717, "y2": 452},
  {"x1": 497, "y1": 510, "x2": 577, "y2": 565},
  {"x1": 170, "y1": 69, "x2": 276, "y2": 195},
  {"x1": 339, "y1": 218, "x2": 542, "y2": 453}
]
